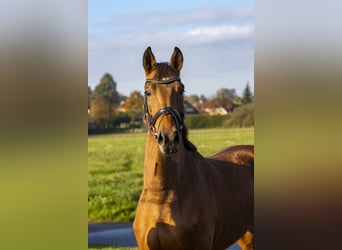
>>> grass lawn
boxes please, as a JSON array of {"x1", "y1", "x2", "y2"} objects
[{"x1": 88, "y1": 128, "x2": 254, "y2": 222}]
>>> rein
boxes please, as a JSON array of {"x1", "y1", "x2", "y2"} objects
[{"x1": 144, "y1": 77, "x2": 183, "y2": 139}]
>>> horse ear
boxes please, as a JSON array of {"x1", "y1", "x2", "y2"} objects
[
  {"x1": 143, "y1": 47, "x2": 156, "y2": 74},
  {"x1": 170, "y1": 47, "x2": 183, "y2": 72}
]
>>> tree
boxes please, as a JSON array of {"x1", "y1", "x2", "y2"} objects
[
  {"x1": 203, "y1": 88, "x2": 237, "y2": 111},
  {"x1": 242, "y1": 82, "x2": 253, "y2": 104},
  {"x1": 124, "y1": 91, "x2": 144, "y2": 124},
  {"x1": 94, "y1": 73, "x2": 120, "y2": 107},
  {"x1": 88, "y1": 86, "x2": 93, "y2": 109},
  {"x1": 216, "y1": 88, "x2": 236, "y2": 102},
  {"x1": 90, "y1": 96, "x2": 114, "y2": 129},
  {"x1": 89, "y1": 73, "x2": 121, "y2": 129}
]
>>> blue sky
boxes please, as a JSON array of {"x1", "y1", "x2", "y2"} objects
[{"x1": 89, "y1": 0, "x2": 254, "y2": 97}]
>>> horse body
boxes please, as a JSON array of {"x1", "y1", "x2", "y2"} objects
[
  {"x1": 134, "y1": 140, "x2": 253, "y2": 250},
  {"x1": 205, "y1": 156, "x2": 254, "y2": 250},
  {"x1": 133, "y1": 47, "x2": 254, "y2": 250},
  {"x1": 208, "y1": 145, "x2": 254, "y2": 168}
]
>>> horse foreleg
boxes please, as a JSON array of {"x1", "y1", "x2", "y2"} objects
[{"x1": 237, "y1": 230, "x2": 254, "y2": 250}]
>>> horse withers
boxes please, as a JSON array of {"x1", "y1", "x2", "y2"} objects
[{"x1": 133, "y1": 47, "x2": 254, "y2": 250}]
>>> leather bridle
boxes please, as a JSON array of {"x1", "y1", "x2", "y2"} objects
[{"x1": 144, "y1": 77, "x2": 184, "y2": 139}]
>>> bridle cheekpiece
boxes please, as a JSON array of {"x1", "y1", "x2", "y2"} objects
[{"x1": 144, "y1": 77, "x2": 184, "y2": 139}]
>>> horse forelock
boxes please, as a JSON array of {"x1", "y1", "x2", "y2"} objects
[{"x1": 153, "y1": 63, "x2": 178, "y2": 80}]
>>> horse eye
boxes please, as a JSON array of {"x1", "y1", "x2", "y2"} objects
[{"x1": 145, "y1": 90, "x2": 151, "y2": 97}]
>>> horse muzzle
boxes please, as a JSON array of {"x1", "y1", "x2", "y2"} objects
[{"x1": 157, "y1": 129, "x2": 180, "y2": 154}]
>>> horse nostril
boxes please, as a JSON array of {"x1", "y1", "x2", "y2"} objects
[
  {"x1": 158, "y1": 131, "x2": 168, "y2": 146},
  {"x1": 157, "y1": 132, "x2": 164, "y2": 145},
  {"x1": 173, "y1": 132, "x2": 180, "y2": 146}
]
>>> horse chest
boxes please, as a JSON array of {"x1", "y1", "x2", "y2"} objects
[
  {"x1": 134, "y1": 189, "x2": 214, "y2": 249},
  {"x1": 134, "y1": 189, "x2": 176, "y2": 229},
  {"x1": 135, "y1": 215, "x2": 212, "y2": 250}
]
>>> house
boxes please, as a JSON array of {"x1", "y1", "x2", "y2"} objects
[
  {"x1": 204, "y1": 107, "x2": 229, "y2": 115},
  {"x1": 183, "y1": 100, "x2": 199, "y2": 114},
  {"x1": 116, "y1": 100, "x2": 127, "y2": 112}
]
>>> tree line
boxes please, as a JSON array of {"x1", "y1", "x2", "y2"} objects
[{"x1": 88, "y1": 73, "x2": 253, "y2": 132}]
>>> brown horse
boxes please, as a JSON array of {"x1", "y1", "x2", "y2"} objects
[{"x1": 133, "y1": 47, "x2": 254, "y2": 250}]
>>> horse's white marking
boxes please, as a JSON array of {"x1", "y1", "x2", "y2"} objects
[{"x1": 161, "y1": 77, "x2": 171, "y2": 81}]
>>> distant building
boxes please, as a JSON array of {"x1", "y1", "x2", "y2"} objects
[
  {"x1": 183, "y1": 100, "x2": 199, "y2": 114},
  {"x1": 117, "y1": 100, "x2": 127, "y2": 112},
  {"x1": 204, "y1": 107, "x2": 229, "y2": 115},
  {"x1": 203, "y1": 100, "x2": 238, "y2": 115}
]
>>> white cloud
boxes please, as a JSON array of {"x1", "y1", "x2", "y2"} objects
[
  {"x1": 144, "y1": 8, "x2": 253, "y2": 27},
  {"x1": 185, "y1": 25, "x2": 253, "y2": 43},
  {"x1": 89, "y1": 24, "x2": 254, "y2": 52}
]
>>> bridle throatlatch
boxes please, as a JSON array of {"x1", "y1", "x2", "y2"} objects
[{"x1": 144, "y1": 77, "x2": 184, "y2": 139}]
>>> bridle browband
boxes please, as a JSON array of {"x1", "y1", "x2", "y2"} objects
[
  {"x1": 144, "y1": 77, "x2": 180, "y2": 85},
  {"x1": 144, "y1": 77, "x2": 184, "y2": 139}
]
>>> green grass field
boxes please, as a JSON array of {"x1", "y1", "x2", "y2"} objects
[{"x1": 88, "y1": 128, "x2": 254, "y2": 222}]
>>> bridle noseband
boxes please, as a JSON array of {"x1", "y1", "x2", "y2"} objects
[{"x1": 144, "y1": 77, "x2": 184, "y2": 139}]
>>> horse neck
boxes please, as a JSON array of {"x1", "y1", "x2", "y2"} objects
[{"x1": 143, "y1": 132, "x2": 189, "y2": 191}]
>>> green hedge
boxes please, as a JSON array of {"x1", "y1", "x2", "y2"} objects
[
  {"x1": 184, "y1": 114, "x2": 232, "y2": 129},
  {"x1": 184, "y1": 104, "x2": 254, "y2": 129}
]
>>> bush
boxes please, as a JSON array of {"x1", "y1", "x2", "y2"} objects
[
  {"x1": 224, "y1": 103, "x2": 254, "y2": 128},
  {"x1": 112, "y1": 112, "x2": 131, "y2": 126},
  {"x1": 88, "y1": 112, "x2": 142, "y2": 135}
]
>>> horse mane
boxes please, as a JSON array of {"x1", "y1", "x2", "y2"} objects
[{"x1": 181, "y1": 115, "x2": 197, "y2": 151}]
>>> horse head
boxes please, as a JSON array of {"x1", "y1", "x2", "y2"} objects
[{"x1": 143, "y1": 47, "x2": 186, "y2": 155}]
